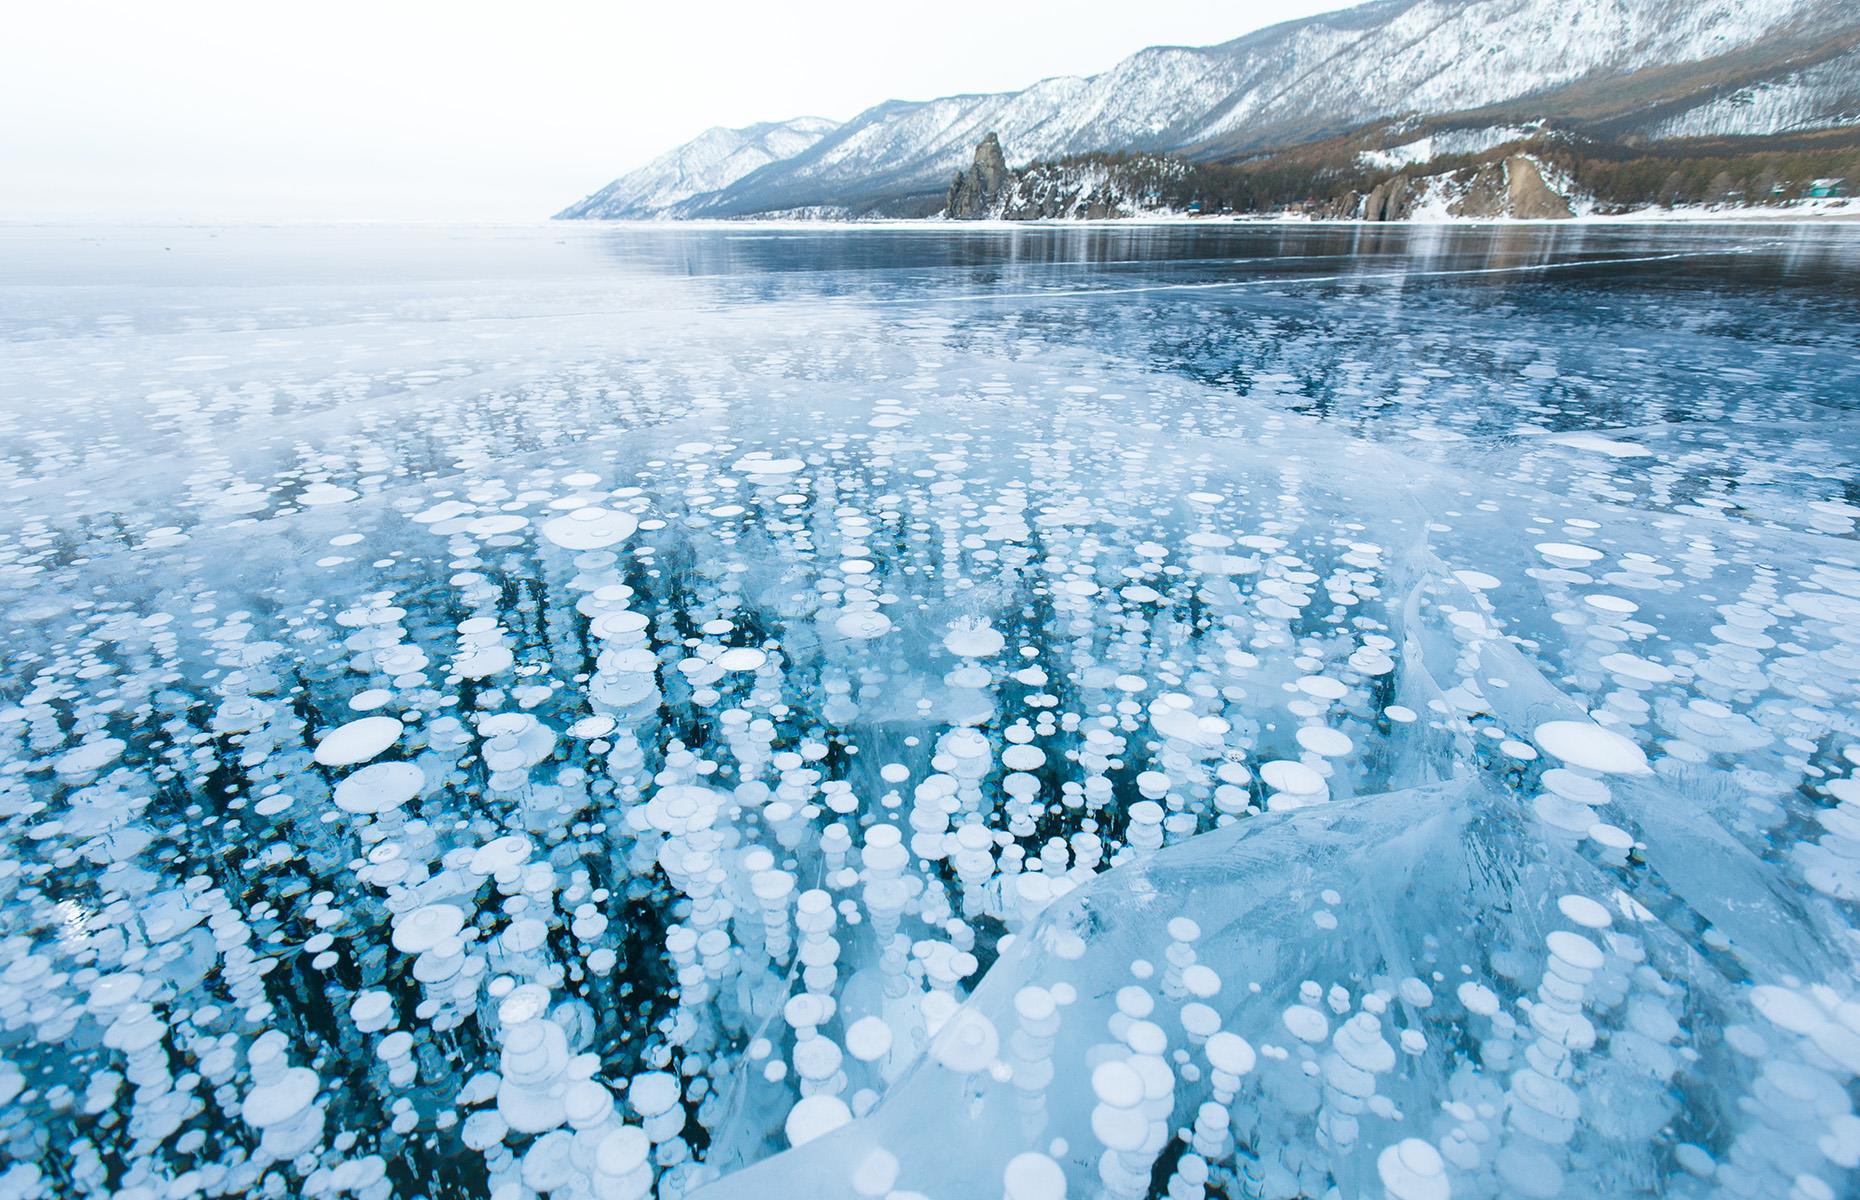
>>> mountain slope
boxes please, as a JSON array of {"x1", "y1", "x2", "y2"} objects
[
  {"x1": 556, "y1": 116, "x2": 840, "y2": 220},
  {"x1": 1642, "y1": 43, "x2": 1860, "y2": 139},
  {"x1": 560, "y1": 0, "x2": 1860, "y2": 219}
]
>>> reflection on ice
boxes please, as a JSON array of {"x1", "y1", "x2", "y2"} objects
[{"x1": 1, "y1": 224, "x2": 1858, "y2": 1200}]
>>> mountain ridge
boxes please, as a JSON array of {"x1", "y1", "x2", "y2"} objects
[
  {"x1": 554, "y1": 116, "x2": 840, "y2": 220},
  {"x1": 558, "y1": 0, "x2": 1860, "y2": 220}
]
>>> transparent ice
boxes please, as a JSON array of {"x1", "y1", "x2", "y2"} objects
[{"x1": 2, "y1": 224, "x2": 1859, "y2": 1200}]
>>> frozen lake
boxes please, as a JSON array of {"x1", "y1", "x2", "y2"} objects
[{"x1": 3, "y1": 222, "x2": 1860, "y2": 1200}]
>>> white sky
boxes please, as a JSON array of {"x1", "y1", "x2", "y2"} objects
[{"x1": 0, "y1": 1, "x2": 1353, "y2": 222}]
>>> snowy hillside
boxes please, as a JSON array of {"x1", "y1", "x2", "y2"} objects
[
  {"x1": 1192, "y1": 0, "x2": 1846, "y2": 146},
  {"x1": 556, "y1": 117, "x2": 840, "y2": 220},
  {"x1": 1645, "y1": 45, "x2": 1860, "y2": 140},
  {"x1": 561, "y1": 0, "x2": 1859, "y2": 219}
]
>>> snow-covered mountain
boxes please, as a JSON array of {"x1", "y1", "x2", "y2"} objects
[
  {"x1": 556, "y1": 117, "x2": 839, "y2": 219},
  {"x1": 560, "y1": 0, "x2": 1860, "y2": 220}
]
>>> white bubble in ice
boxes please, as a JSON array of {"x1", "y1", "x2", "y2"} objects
[
  {"x1": 1557, "y1": 894, "x2": 1613, "y2": 929},
  {"x1": 1533, "y1": 721, "x2": 1650, "y2": 775},
  {"x1": 1205, "y1": 1031, "x2": 1256, "y2": 1076},
  {"x1": 470, "y1": 514, "x2": 529, "y2": 537},
  {"x1": 717, "y1": 647, "x2": 768, "y2": 672},
  {"x1": 932, "y1": 1007, "x2": 999, "y2": 1072},
  {"x1": 1458, "y1": 982, "x2": 1500, "y2": 1016},
  {"x1": 944, "y1": 619, "x2": 1006, "y2": 658},
  {"x1": 1295, "y1": 726, "x2": 1353, "y2": 758},
  {"x1": 314, "y1": 716, "x2": 403, "y2": 767},
  {"x1": 542, "y1": 507, "x2": 638, "y2": 550},
  {"x1": 392, "y1": 904, "x2": 465, "y2": 954},
  {"x1": 734, "y1": 454, "x2": 806, "y2": 477},
  {"x1": 784, "y1": 1094, "x2": 851, "y2": 1147},
  {"x1": 1003, "y1": 1151, "x2": 1067, "y2": 1200},
  {"x1": 569, "y1": 715, "x2": 616, "y2": 738},
  {"x1": 1545, "y1": 930, "x2": 1604, "y2": 973},
  {"x1": 1536, "y1": 542, "x2": 1603, "y2": 567},
  {"x1": 57, "y1": 738, "x2": 125, "y2": 778},
  {"x1": 333, "y1": 761, "x2": 424, "y2": 814},
  {"x1": 846, "y1": 1016, "x2": 893, "y2": 1062},
  {"x1": 1260, "y1": 760, "x2": 1325, "y2": 795},
  {"x1": 595, "y1": 1126, "x2": 650, "y2": 1178},
  {"x1": 629, "y1": 1072, "x2": 680, "y2": 1118},
  {"x1": 1295, "y1": 674, "x2": 1347, "y2": 701},
  {"x1": 1283, "y1": 1006, "x2": 1329, "y2": 1042},
  {"x1": 835, "y1": 610, "x2": 893, "y2": 640},
  {"x1": 1091, "y1": 1061, "x2": 1144, "y2": 1107},
  {"x1": 242, "y1": 1067, "x2": 319, "y2": 1128},
  {"x1": 471, "y1": 834, "x2": 534, "y2": 875},
  {"x1": 1378, "y1": 1137, "x2": 1450, "y2": 1200}
]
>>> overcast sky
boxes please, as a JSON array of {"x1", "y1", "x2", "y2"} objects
[{"x1": 1, "y1": 1, "x2": 1352, "y2": 222}]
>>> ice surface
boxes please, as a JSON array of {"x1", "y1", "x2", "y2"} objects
[{"x1": 1, "y1": 223, "x2": 1859, "y2": 1200}]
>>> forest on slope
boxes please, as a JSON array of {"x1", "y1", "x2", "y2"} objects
[{"x1": 977, "y1": 126, "x2": 1860, "y2": 219}]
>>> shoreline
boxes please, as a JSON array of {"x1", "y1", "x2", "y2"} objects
[
  {"x1": 565, "y1": 196, "x2": 1860, "y2": 229},
  {"x1": 580, "y1": 209, "x2": 1860, "y2": 231},
  {"x1": 2, "y1": 206, "x2": 1854, "y2": 232}
]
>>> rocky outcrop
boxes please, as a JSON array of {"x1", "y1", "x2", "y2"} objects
[
  {"x1": 1361, "y1": 174, "x2": 1420, "y2": 220},
  {"x1": 1313, "y1": 190, "x2": 1364, "y2": 220},
  {"x1": 1446, "y1": 162, "x2": 1511, "y2": 218},
  {"x1": 1353, "y1": 155, "x2": 1575, "y2": 220},
  {"x1": 945, "y1": 133, "x2": 1014, "y2": 219},
  {"x1": 1442, "y1": 155, "x2": 1573, "y2": 218},
  {"x1": 1503, "y1": 155, "x2": 1575, "y2": 218}
]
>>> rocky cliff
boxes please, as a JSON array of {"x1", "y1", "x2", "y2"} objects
[
  {"x1": 1495, "y1": 155, "x2": 1578, "y2": 218},
  {"x1": 1342, "y1": 155, "x2": 1577, "y2": 220},
  {"x1": 944, "y1": 133, "x2": 1013, "y2": 220}
]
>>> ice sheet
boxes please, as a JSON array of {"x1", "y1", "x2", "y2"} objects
[{"x1": 2, "y1": 223, "x2": 1858, "y2": 1200}]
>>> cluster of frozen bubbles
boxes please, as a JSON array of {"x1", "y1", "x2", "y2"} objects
[{"x1": 3, "y1": 331, "x2": 1860, "y2": 1200}]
